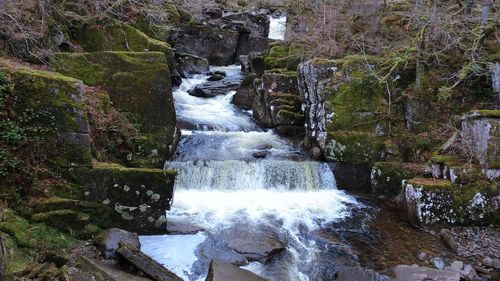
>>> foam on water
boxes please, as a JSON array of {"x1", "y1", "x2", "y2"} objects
[{"x1": 268, "y1": 16, "x2": 287, "y2": 40}]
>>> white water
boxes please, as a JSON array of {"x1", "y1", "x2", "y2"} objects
[
  {"x1": 268, "y1": 16, "x2": 287, "y2": 40},
  {"x1": 141, "y1": 61, "x2": 360, "y2": 281}
]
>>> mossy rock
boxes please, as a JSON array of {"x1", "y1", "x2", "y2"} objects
[
  {"x1": 77, "y1": 162, "x2": 177, "y2": 233},
  {"x1": 0, "y1": 60, "x2": 92, "y2": 168},
  {"x1": 371, "y1": 162, "x2": 429, "y2": 196},
  {"x1": 322, "y1": 131, "x2": 386, "y2": 163},
  {"x1": 264, "y1": 42, "x2": 302, "y2": 71},
  {"x1": 70, "y1": 19, "x2": 176, "y2": 76},
  {"x1": 32, "y1": 209, "x2": 90, "y2": 231},
  {"x1": 51, "y1": 51, "x2": 179, "y2": 160}
]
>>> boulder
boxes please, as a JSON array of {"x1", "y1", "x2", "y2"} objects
[
  {"x1": 370, "y1": 162, "x2": 429, "y2": 196},
  {"x1": 167, "y1": 219, "x2": 204, "y2": 234},
  {"x1": 205, "y1": 259, "x2": 267, "y2": 281},
  {"x1": 252, "y1": 70, "x2": 304, "y2": 136},
  {"x1": 233, "y1": 74, "x2": 259, "y2": 109},
  {"x1": 461, "y1": 110, "x2": 499, "y2": 174},
  {"x1": 175, "y1": 52, "x2": 210, "y2": 78},
  {"x1": 328, "y1": 162, "x2": 371, "y2": 192},
  {"x1": 222, "y1": 12, "x2": 270, "y2": 37},
  {"x1": 52, "y1": 51, "x2": 179, "y2": 160},
  {"x1": 94, "y1": 228, "x2": 140, "y2": 259},
  {"x1": 76, "y1": 256, "x2": 152, "y2": 281},
  {"x1": 70, "y1": 19, "x2": 178, "y2": 84},
  {"x1": 0, "y1": 61, "x2": 91, "y2": 168},
  {"x1": 171, "y1": 24, "x2": 239, "y2": 65},
  {"x1": 80, "y1": 162, "x2": 177, "y2": 233},
  {"x1": 397, "y1": 178, "x2": 498, "y2": 227},
  {"x1": 394, "y1": 265, "x2": 460, "y2": 281},
  {"x1": 221, "y1": 224, "x2": 285, "y2": 262},
  {"x1": 116, "y1": 242, "x2": 183, "y2": 281},
  {"x1": 189, "y1": 80, "x2": 240, "y2": 98},
  {"x1": 335, "y1": 266, "x2": 390, "y2": 281},
  {"x1": 235, "y1": 36, "x2": 270, "y2": 61}
]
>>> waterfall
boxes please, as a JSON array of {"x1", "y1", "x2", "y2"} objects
[
  {"x1": 165, "y1": 160, "x2": 336, "y2": 191},
  {"x1": 268, "y1": 16, "x2": 287, "y2": 40}
]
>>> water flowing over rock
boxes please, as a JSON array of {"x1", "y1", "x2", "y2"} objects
[
  {"x1": 164, "y1": 160, "x2": 336, "y2": 191},
  {"x1": 206, "y1": 259, "x2": 268, "y2": 281}
]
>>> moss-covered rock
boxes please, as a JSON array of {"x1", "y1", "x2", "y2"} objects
[
  {"x1": 397, "y1": 178, "x2": 499, "y2": 227},
  {"x1": 0, "y1": 60, "x2": 92, "y2": 168},
  {"x1": 264, "y1": 42, "x2": 302, "y2": 71},
  {"x1": 70, "y1": 19, "x2": 177, "y2": 79},
  {"x1": 77, "y1": 162, "x2": 177, "y2": 233},
  {"x1": 370, "y1": 162, "x2": 429, "y2": 196},
  {"x1": 51, "y1": 52, "x2": 179, "y2": 161},
  {"x1": 320, "y1": 131, "x2": 386, "y2": 163}
]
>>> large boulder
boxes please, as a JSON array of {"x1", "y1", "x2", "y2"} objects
[
  {"x1": 461, "y1": 110, "x2": 499, "y2": 175},
  {"x1": 394, "y1": 265, "x2": 460, "y2": 281},
  {"x1": 0, "y1": 61, "x2": 91, "y2": 168},
  {"x1": 397, "y1": 178, "x2": 498, "y2": 227},
  {"x1": 298, "y1": 57, "x2": 389, "y2": 162},
  {"x1": 51, "y1": 51, "x2": 179, "y2": 161},
  {"x1": 222, "y1": 12, "x2": 270, "y2": 38},
  {"x1": 205, "y1": 259, "x2": 267, "y2": 281},
  {"x1": 170, "y1": 24, "x2": 239, "y2": 65},
  {"x1": 80, "y1": 162, "x2": 177, "y2": 233},
  {"x1": 232, "y1": 74, "x2": 258, "y2": 109},
  {"x1": 94, "y1": 228, "x2": 140, "y2": 259},
  {"x1": 70, "y1": 19, "x2": 178, "y2": 83},
  {"x1": 189, "y1": 80, "x2": 240, "y2": 98},
  {"x1": 252, "y1": 70, "x2": 304, "y2": 136},
  {"x1": 221, "y1": 224, "x2": 285, "y2": 262},
  {"x1": 175, "y1": 52, "x2": 209, "y2": 78}
]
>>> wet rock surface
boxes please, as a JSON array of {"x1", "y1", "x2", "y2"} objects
[
  {"x1": 205, "y1": 258, "x2": 268, "y2": 281},
  {"x1": 394, "y1": 264, "x2": 460, "y2": 281},
  {"x1": 189, "y1": 80, "x2": 240, "y2": 98},
  {"x1": 175, "y1": 52, "x2": 210, "y2": 78},
  {"x1": 94, "y1": 228, "x2": 140, "y2": 260},
  {"x1": 221, "y1": 224, "x2": 286, "y2": 262},
  {"x1": 444, "y1": 227, "x2": 500, "y2": 259}
]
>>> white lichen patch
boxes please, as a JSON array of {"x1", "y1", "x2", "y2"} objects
[
  {"x1": 123, "y1": 185, "x2": 130, "y2": 192},
  {"x1": 102, "y1": 199, "x2": 110, "y2": 205}
]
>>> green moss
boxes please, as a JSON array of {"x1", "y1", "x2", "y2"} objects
[
  {"x1": 264, "y1": 43, "x2": 302, "y2": 71},
  {"x1": 372, "y1": 162, "x2": 427, "y2": 195},
  {"x1": 431, "y1": 152, "x2": 458, "y2": 165},
  {"x1": 324, "y1": 131, "x2": 385, "y2": 163},
  {"x1": 32, "y1": 210, "x2": 89, "y2": 229},
  {"x1": 1, "y1": 232, "x2": 33, "y2": 276},
  {"x1": 407, "y1": 178, "x2": 453, "y2": 190},
  {"x1": 473, "y1": 110, "x2": 500, "y2": 118}
]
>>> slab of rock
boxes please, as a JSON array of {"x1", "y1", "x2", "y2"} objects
[
  {"x1": 167, "y1": 219, "x2": 204, "y2": 234},
  {"x1": 94, "y1": 228, "x2": 140, "y2": 259},
  {"x1": 222, "y1": 12, "x2": 270, "y2": 37},
  {"x1": 116, "y1": 242, "x2": 183, "y2": 281},
  {"x1": 189, "y1": 80, "x2": 240, "y2": 98},
  {"x1": 205, "y1": 259, "x2": 267, "y2": 281},
  {"x1": 336, "y1": 266, "x2": 390, "y2": 281},
  {"x1": 221, "y1": 224, "x2": 285, "y2": 262},
  {"x1": 394, "y1": 264, "x2": 460, "y2": 281},
  {"x1": 77, "y1": 255, "x2": 152, "y2": 281},
  {"x1": 175, "y1": 52, "x2": 210, "y2": 78}
]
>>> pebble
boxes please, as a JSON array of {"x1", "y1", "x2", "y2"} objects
[
  {"x1": 460, "y1": 264, "x2": 477, "y2": 281},
  {"x1": 482, "y1": 256, "x2": 493, "y2": 267},
  {"x1": 451, "y1": 260, "x2": 463, "y2": 271},
  {"x1": 492, "y1": 258, "x2": 500, "y2": 270},
  {"x1": 431, "y1": 257, "x2": 445, "y2": 270},
  {"x1": 418, "y1": 252, "x2": 429, "y2": 261}
]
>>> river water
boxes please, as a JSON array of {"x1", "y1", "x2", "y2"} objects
[{"x1": 139, "y1": 18, "x2": 363, "y2": 281}]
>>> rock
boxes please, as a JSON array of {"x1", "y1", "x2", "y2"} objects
[
  {"x1": 116, "y1": 242, "x2": 183, "y2": 281},
  {"x1": 221, "y1": 224, "x2": 285, "y2": 262},
  {"x1": 440, "y1": 229, "x2": 458, "y2": 252},
  {"x1": 194, "y1": 233, "x2": 249, "y2": 271},
  {"x1": 431, "y1": 257, "x2": 445, "y2": 270},
  {"x1": 252, "y1": 151, "x2": 268, "y2": 159},
  {"x1": 232, "y1": 74, "x2": 258, "y2": 109},
  {"x1": 418, "y1": 252, "x2": 430, "y2": 261},
  {"x1": 76, "y1": 255, "x2": 152, "y2": 281},
  {"x1": 335, "y1": 266, "x2": 390, "y2": 281},
  {"x1": 94, "y1": 228, "x2": 140, "y2": 259},
  {"x1": 167, "y1": 219, "x2": 204, "y2": 234},
  {"x1": 0, "y1": 62, "x2": 91, "y2": 168},
  {"x1": 208, "y1": 73, "x2": 225, "y2": 81},
  {"x1": 205, "y1": 259, "x2": 267, "y2": 281},
  {"x1": 328, "y1": 162, "x2": 371, "y2": 192},
  {"x1": 482, "y1": 256, "x2": 493, "y2": 267},
  {"x1": 310, "y1": 147, "x2": 322, "y2": 160},
  {"x1": 81, "y1": 162, "x2": 176, "y2": 233},
  {"x1": 189, "y1": 80, "x2": 240, "y2": 98},
  {"x1": 240, "y1": 55, "x2": 251, "y2": 73},
  {"x1": 52, "y1": 51, "x2": 179, "y2": 160},
  {"x1": 204, "y1": 8, "x2": 223, "y2": 19},
  {"x1": 222, "y1": 12, "x2": 270, "y2": 37},
  {"x1": 175, "y1": 52, "x2": 210, "y2": 78},
  {"x1": 460, "y1": 264, "x2": 477, "y2": 280},
  {"x1": 394, "y1": 264, "x2": 460, "y2": 281},
  {"x1": 451, "y1": 260, "x2": 464, "y2": 271},
  {"x1": 248, "y1": 52, "x2": 266, "y2": 76},
  {"x1": 171, "y1": 24, "x2": 239, "y2": 65},
  {"x1": 493, "y1": 258, "x2": 500, "y2": 269},
  {"x1": 70, "y1": 19, "x2": 178, "y2": 85},
  {"x1": 235, "y1": 36, "x2": 270, "y2": 61},
  {"x1": 371, "y1": 162, "x2": 429, "y2": 196},
  {"x1": 461, "y1": 110, "x2": 500, "y2": 175}
]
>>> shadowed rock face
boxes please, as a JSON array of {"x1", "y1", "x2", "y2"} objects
[
  {"x1": 206, "y1": 259, "x2": 268, "y2": 281},
  {"x1": 94, "y1": 228, "x2": 140, "y2": 260},
  {"x1": 175, "y1": 52, "x2": 210, "y2": 78}
]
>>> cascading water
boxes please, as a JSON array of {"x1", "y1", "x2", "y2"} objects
[
  {"x1": 268, "y1": 16, "x2": 287, "y2": 40},
  {"x1": 140, "y1": 20, "x2": 361, "y2": 281}
]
